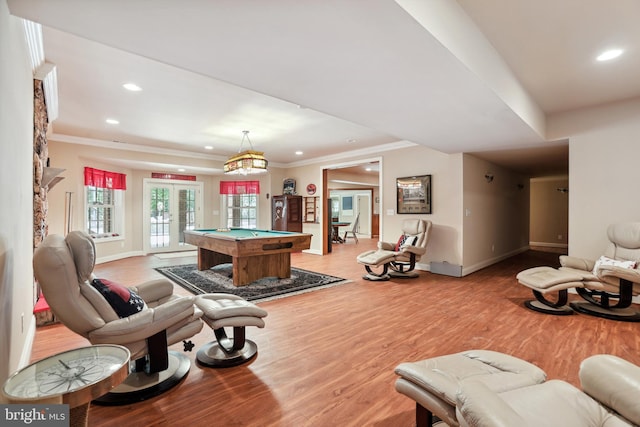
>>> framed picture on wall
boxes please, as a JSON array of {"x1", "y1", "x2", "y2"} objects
[
  {"x1": 397, "y1": 175, "x2": 431, "y2": 214},
  {"x1": 283, "y1": 178, "x2": 296, "y2": 195}
]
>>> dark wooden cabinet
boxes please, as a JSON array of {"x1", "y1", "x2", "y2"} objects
[{"x1": 272, "y1": 195, "x2": 303, "y2": 232}]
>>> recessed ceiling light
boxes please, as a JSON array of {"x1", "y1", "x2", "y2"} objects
[
  {"x1": 105, "y1": 118, "x2": 119, "y2": 125},
  {"x1": 204, "y1": 146, "x2": 213, "y2": 150},
  {"x1": 295, "y1": 151, "x2": 303, "y2": 155},
  {"x1": 177, "y1": 168, "x2": 186, "y2": 172},
  {"x1": 347, "y1": 138, "x2": 356, "y2": 143},
  {"x1": 597, "y1": 49, "x2": 623, "y2": 62},
  {"x1": 123, "y1": 83, "x2": 142, "y2": 91}
]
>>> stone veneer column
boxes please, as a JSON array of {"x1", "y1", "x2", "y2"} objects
[{"x1": 33, "y1": 79, "x2": 48, "y2": 248}]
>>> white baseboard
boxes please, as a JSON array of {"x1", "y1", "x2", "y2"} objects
[
  {"x1": 19, "y1": 315, "x2": 36, "y2": 369},
  {"x1": 529, "y1": 241, "x2": 568, "y2": 249},
  {"x1": 96, "y1": 250, "x2": 145, "y2": 265},
  {"x1": 303, "y1": 248, "x2": 323, "y2": 255},
  {"x1": 462, "y1": 246, "x2": 530, "y2": 277}
]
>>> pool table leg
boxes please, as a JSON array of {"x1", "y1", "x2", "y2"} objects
[
  {"x1": 198, "y1": 248, "x2": 232, "y2": 271},
  {"x1": 234, "y1": 253, "x2": 291, "y2": 286}
]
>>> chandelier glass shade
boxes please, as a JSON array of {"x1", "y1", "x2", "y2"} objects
[{"x1": 223, "y1": 131, "x2": 268, "y2": 175}]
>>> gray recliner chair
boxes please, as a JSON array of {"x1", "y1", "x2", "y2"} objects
[
  {"x1": 517, "y1": 222, "x2": 640, "y2": 321},
  {"x1": 456, "y1": 354, "x2": 640, "y2": 427},
  {"x1": 356, "y1": 218, "x2": 431, "y2": 281}
]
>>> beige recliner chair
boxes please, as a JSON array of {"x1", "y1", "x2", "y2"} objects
[
  {"x1": 456, "y1": 354, "x2": 640, "y2": 427},
  {"x1": 34, "y1": 231, "x2": 204, "y2": 404},
  {"x1": 517, "y1": 222, "x2": 640, "y2": 321},
  {"x1": 394, "y1": 350, "x2": 547, "y2": 427},
  {"x1": 357, "y1": 218, "x2": 431, "y2": 281}
]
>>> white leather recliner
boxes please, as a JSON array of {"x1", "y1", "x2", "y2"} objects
[
  {"x1": 456, "y1": 354, "x2": 640, "y2": 427},
  {"x1": 357, "y1": 218, "x2": 432, "y2": 281},
  {"x1": 33, "y1": 231, "x2": 205, "y2": 404},
  {"x1": 518, "y1": 222, "x2": 640, "y2": 321},
  {"x1": 394, "y1": 350, "x2": 547, "y2": 427}
]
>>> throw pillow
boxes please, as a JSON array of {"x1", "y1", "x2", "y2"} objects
[
  {"x1": 91, "y1": 278, "x2": 145, "y2": 318},
  {"x1": 395, "y1": 235, "x2": 418, "y2": 251},
  {"x1": 401, "y1": 235, "x2": 418, "y2": 249},
  {"x1": 395, "y1": 235, "x2": 408, "y2": 251},
  {"x1": 592, "y1": 255, "x2": 637, "y2": 275}
]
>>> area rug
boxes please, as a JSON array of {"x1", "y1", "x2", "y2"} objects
[{"x1": 155, "y1": 263, "x2": 350, "y2": 302}]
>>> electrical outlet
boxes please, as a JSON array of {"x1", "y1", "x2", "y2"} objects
[{"x1": 558, "y1": 234, "x2": 563, "y2": 240}]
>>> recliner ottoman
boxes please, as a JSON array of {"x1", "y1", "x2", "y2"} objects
[{"x1": 394, "y1": 349, "x2": 547, "y2": 427}]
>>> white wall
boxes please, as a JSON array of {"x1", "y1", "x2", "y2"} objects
[
  {"x1": 462, "y1": 154, "x2": 530, "y2": 274},
  {"x1": 529, "y1": 176, "x2": 569, "y2": 248},
  {"x1": 549, "y1": 98, "x2": 640, "y2": 259},
  {"x1": 0, "y1": 0, "x2": 35, "y2": 386}
]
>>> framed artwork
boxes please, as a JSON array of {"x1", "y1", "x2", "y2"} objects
[
  {"x1": 283, "y1": 178, "x2": 296, "y2": 195},
  {"x1": 396, "y1": 175, "x2": 431, "y2": 214}
]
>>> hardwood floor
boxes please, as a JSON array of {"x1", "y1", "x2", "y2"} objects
[{"x1": 31, "y1": 239, "x2": 640, "y2": 426}]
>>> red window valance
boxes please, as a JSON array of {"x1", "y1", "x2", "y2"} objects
[
  {"x1": 220, "y1": 180, "x2": 260, "y2": 195},
  {"x1": 84, "y1": 167, "x2": 127, "y2": 190}
]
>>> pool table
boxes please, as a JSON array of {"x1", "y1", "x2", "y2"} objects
[{"x1": 183, "y1": 228, "x2": 312, "y2": 286}]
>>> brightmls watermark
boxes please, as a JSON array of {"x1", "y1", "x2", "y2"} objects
[{"x1": 1, "y1": 405, "x2": 69, "y2": 426}]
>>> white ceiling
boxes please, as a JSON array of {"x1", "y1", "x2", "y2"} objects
[{"x1": 7, "y1": 0, "x2": 640, "y2": 177}]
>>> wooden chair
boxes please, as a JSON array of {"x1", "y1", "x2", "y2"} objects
[{"x1": 343, "y1": 213, "x2": 360, "y2": 244}]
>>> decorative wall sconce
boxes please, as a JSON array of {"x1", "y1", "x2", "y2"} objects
[
  {"x1": 517, "y1": 183, "x2": 525, "y2": 190},
  {"x1": 484, "y1": 173, "x2": 494, "y2": 183},
  {"x1": 557, "y1": 187, "x2": 569, "y2": 194}
]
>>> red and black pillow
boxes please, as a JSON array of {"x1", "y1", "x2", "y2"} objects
[
  {"x1": 91, "y1": 278, "x2": 145, "y2": 318},
  {"x1": 395, "y1": 235, "x2": 417, "y2": 251}
]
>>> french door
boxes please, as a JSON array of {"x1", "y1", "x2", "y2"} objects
[{"x1": 143, "y1": 179, "x2": 203, "y2": 253}]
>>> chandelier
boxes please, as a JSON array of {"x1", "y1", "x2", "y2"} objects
[{"x1": 223, "y1": 130, "x2": 268, "y2": 175}]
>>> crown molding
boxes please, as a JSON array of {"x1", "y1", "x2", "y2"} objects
[
  {"x1": 284, "y1": 140, "x2": 416, "y2": 168},
  {"x1": 49, "y1": 133, "x2": 227, "y2": 162},
  {"x1": 22, "y1": 20, "x2": 59, "y2": 121},
  {"x1": 50, "y1": 132, "x2": 415, "y2": 169}
]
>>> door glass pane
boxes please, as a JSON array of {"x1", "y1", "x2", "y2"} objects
[
  {"x1": 150, "y1": 187, "x2": 170, "y2": 248},
  {"x1": 178, "y1": 188, "x2": 196, "y2": 245}
]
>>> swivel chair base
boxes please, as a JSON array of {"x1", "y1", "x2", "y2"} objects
[
  {"x1": 389, "y1": 270, "x2": 420, "y2": 279},
  {"x1": 197, "y1": 339, "x2": 259, "y2": 368},
  {"x1": 525, "y1": 300, "x2": 574, "y2": 315},
  {"x1": 94, "y1": 351, "x2": 190, "y2": 405},
  {"x1": 362, "y1": 264, "x2": 390, "y2": 281},
  {"x1": 524, "y1": 289, "x2": 574, "y2": 315},
  {"x1": 197, "y1": 326, "x2": 259, "y2": 367},
  {"x1": 570, "y1": 301, "x2": 640, "y2": 322}
]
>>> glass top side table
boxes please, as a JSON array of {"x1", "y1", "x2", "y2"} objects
[{"x1": 2, "y1": 345, "x2": 130, "y2": 426}]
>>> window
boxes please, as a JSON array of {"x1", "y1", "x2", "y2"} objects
[
  {"x1": 220, "y1": 180, "x2": 260, "y2": 229},
  {"x1": 84, "y1": 167, "x2": 126, "y2": 240},
  {"x1": 86, "y1": 186, "x2": 123, "y2": 238},
  {"x1": 224, "y1": 194, "x2": 257, "y2": 228}
]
